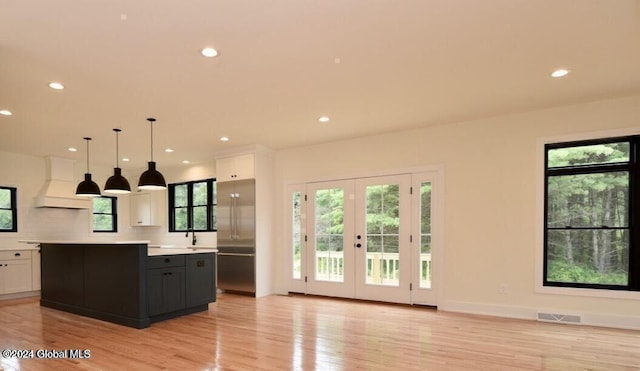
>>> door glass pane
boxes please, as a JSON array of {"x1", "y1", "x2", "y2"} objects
[
  {"x1": 315, "y1": 188, "x2": 344, "y2": 282},
  {"x1": 365, "y1": 184, "x2": 400, "y2": 286},
  {"x1": 420, "y1": 182, "x2": 432, "y2": 288},
  {"x1": 292, "y1": 192, "x2": 302, "y2": 280}
]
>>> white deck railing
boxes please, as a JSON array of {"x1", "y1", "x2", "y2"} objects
[{"x1": 314, "y1": 251, "x2": 431, "y2": 287}]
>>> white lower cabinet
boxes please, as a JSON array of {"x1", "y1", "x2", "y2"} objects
[{"x1": 0, "y1": 250, "x2": 33, "y2": 295}]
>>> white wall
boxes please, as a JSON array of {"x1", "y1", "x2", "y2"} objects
[
  {"x1": 273, "y1": 94, "x2": 640, "y2": 328},
  {"x1": 3, "y1": 94, "x2": 640, "y2": 328},
  {"x1": 0, "y1": 152, "x2": 217, "y2": 248},
  {"x1": 0, "y1": 152, "x2": 136, "y2": 247}
]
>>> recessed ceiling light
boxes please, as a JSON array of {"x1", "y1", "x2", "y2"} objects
[
  {"x1": 122, "y1": 158, "x2": 129, "y2": 162},
  {"x1": 220, "y1": 136, "x2": 229, "y2": 142},
  {"x1": 49, "y1": 82, "x2": 65, "y2": 90},
  {"x1": 551, "y1": 69, "x2": 570, "y2": 78},
  {"x1": 0, "y1": 109, "x2": 12, "y2": 116},
  {"x1": 68, "y1": 147, "x2": 77, "y2": 152},
  {"x1": 164, "y1": 148, "x2": 174, "y2": 153},
  {"x1": 201, "y1": 48, "x2": 219, "y2": 58},
  {"x1": 182, "y1": 160, "x2": 190, "y2": 164},
  {"x1": 319, "y1": 116, "x2": 330, "y2": 123}
]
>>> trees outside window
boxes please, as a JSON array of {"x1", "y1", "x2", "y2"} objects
[
  {"x1": 0, "y1": 186, "x2": 17, "y2": 232},
  {"x1": 169, "y1": 179, "x2": 216, "y2": 232},
  {"x1": 93, "y1": 196, "x2": 117, "y2": 232},
  {"x1": 544, "y1": 137, "x2": 639, "y2": 291}
]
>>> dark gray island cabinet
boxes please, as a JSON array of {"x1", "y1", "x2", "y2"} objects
[{"x1": 40, "y1": 242, "x2": 216, "y2": 329}]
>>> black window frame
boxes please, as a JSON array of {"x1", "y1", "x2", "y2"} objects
[
  {"x1": 92, "y1": 195, "x2": 118, "y2": 233},
  {"x1": 168, "y1": 178, "x2": 216, "y2": 232},
  {"x1": 544, "y1": 135, "x2": 640, "y2": 292},
  {"x1": 0, "y1": 186, "x2": 18, "y2": 232}
]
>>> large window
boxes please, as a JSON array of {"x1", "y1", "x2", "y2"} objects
[
  {"x1": 544, "y1": 136, "x2": 639, "y2": 291},
  {"x1": 93, "y1": 196, "x2": 117, "y2": 232},
  {"x1": 0, "y1": 186, "x2": 17, "y2": 232},
  {"x1": 169, "y1": 179, "x2": 216, "y2": 232}
]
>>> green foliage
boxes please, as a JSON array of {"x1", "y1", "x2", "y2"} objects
[
  {"x1": 0, "y1": 210, "x2": 13, "y2": 230},
  {"x1": 0, "y1": 188, "x2": 15, "y2": 230},
  {"x1": 548, "y1": 142, "x2": 629, "y2": 168},
  {"x1": 315, "y1": 188, "x2": 344, "y2": 238},
  {"x1": 546, "y1": 141, "x2": 630, "y2": 285},
  {"x1": 547, "y1": 260, "x2": 627, "y2": 285},
  {"x1": 93, "y1": 197, "x2": 114, "y2": 231}
]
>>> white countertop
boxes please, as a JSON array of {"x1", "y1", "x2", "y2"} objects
[
  {"x1": 19, "y1": 240, "x2": 151, "y2": 245},
  {"x1": 148, "y1": 247, "x2": 218, "y2": 256},
  {"x1": 15, "y1": 240, "x2": 217, "y2": 255},
  {"x1": 0, "y1": 245, "x2": 40, "y2": 251}
]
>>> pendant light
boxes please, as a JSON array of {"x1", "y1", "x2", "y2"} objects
[
  {"x1": 138, "y1": 117, "x2": 166, "y2": 190},
  {"x1": 76, "y1": 137, "x2": 101, "y2": 197},
  {"x1": 104, "y1": 128, "x2": 131, "y2": 194}
]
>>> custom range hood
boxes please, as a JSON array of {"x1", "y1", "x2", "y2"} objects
[{"x1": 34, "y1": 156, "x2": 91, "y2": 209}]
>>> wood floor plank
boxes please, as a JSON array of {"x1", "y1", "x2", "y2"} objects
[{"x1": 0, "y1": 294, "x2": 639, "y2": 370}]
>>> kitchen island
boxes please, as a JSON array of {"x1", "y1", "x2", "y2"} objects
[{"x1": 37, "y1": 241, "x2": 217, "y2": 329}]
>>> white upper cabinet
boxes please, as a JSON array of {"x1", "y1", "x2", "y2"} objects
[
  {"x1": 130, "y1": 190, "x2": 166, "y2": 227},
  {"x1": 216, "y1": 154, "x2": 255, "y2": 182}
]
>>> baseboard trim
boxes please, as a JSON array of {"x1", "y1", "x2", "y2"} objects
[
  {"x1": 439, "y1": 300, "x2": 640, "y2": 330},
  {"x1": 0, "y1": 291, "x2": 40, "y2": 301}
]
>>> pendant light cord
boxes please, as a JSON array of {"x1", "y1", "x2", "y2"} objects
[
  {"x1": 84, "y1": 137, "x2": 91, "y2": 172},
  {"x1": 114, "y1": 129, "x2": 121, "y2": 168},
  {"x1": 116, "y1": 132, "x2": 120, "y2": 167},
  {"x1": 147, "y1": 118, "x2": 156, "y2": 162}
]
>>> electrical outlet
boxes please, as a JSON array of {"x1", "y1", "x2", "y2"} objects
[{"x1": 499, "y1": 283, "x2": 508, "y2": 294}]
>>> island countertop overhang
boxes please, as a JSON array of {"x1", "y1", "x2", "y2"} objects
[{"x1": 20, "y1": 240, "x2": 217, "y2": 255}]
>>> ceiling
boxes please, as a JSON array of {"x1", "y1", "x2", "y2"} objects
[{"x1": 1, "y1": 0, "x2": 640, "y2": 171}]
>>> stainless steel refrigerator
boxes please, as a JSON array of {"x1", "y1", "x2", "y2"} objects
[{"x1": 216, "y1": 179, "x2": 256, "y2": 295}]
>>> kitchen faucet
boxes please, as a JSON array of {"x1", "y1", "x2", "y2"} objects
[{"x1": 186, "y1": 227, "x2": 197, "y2": 245}]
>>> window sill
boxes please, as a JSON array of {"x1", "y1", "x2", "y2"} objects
[{"x1": 535, "y1": 284, "x2": 640, "y2": 301}]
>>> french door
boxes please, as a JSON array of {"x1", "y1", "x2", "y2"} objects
[
  {"x1": 353, "y1": 175, "x2": 411, "y2": 303},
  {"x1": 305, "y1": 180, "x2": 355, "y2": 298},
  {"x1": 287, "y1": 172, "x2": 438, "y2": 305}
]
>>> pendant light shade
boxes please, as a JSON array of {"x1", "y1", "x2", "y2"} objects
[
  {"x1": 76, "y1": 137, "x2": 101, "y2": 197},
  {"x1": 138, "y1": 117, "x2": 166, "y2": 190},
  {"x1": 104, "y1": 128, "x2": 131, "y2": 194}
]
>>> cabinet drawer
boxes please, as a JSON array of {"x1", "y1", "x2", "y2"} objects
[
  {"x1": 147, "y1": 255, "x2": 185, "y2": 269},
  {"x1": 0, "y1": 250, "x2": 31, "y2": 261}
]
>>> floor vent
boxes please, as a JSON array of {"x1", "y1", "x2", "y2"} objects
[{"x1": 537, "y1": 312, "x2": 582, "y2": 324}]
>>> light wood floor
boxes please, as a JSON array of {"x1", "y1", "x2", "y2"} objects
[{"x1": 0, "y1": 294, "x2": 639, "y2": 370}]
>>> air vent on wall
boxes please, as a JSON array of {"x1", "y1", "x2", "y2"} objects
[{"x1": 537, "y1": 312, "x2": 582, "y2": 324}]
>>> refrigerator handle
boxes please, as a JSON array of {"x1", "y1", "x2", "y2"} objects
[
  {"x1": 229, "y1": 193, "x2": 235, "y2": 239},
  {"x1": 234, "y1": 193, "x2": 240, "y2": 239}
]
